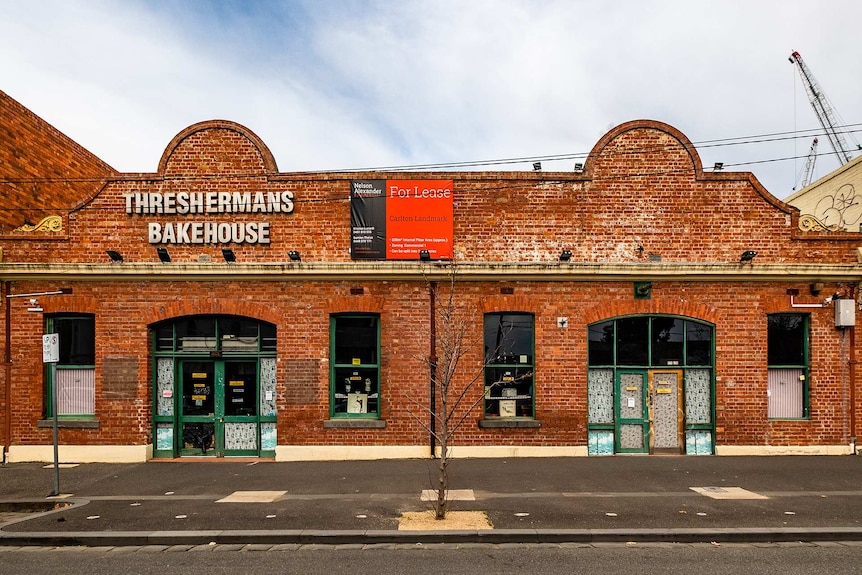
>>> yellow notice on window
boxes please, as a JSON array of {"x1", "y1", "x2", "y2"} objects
[
  {"x1": 192, "y1": 373, "x2": 208, "y2": 379},
  {"x1": 229, "y1": 380, "x2": 244, "y2": 386},
  {"x1": 191, "y1": 395, "x2": 207, "y2": 401},
  {"x1": 194, "y1": 383, "x2": 205, "y2": 388},
  {"x1": 352, "y1": 358, "x2": 361, "y2": 365}
]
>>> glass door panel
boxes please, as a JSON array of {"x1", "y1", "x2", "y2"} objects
[
  {"x1": 616, "y1": 370, "x2": 649, "y2": 453},
  {"x1": 222, "y1": 361, "x2": 259, "y2": 455},
  {"x1": 651, "y1": 370, "x2": 682, "y2": 453},
  {"x1": 178, "y1": 360, "x2": 261, "y2": 456},
  {"x1": 180, "y1": 361, "x2": 216, "y2": 456}
]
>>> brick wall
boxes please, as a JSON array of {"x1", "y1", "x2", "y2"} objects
[
  {"x1": 1, "y1": 109, "x2": 860, "y2": 453},
  {"x1": 2, "y1": 277, "x2": 856, "y2": 449},
  {"x1": 0, "y1": 90, "x2": 115, "y2": 233}
]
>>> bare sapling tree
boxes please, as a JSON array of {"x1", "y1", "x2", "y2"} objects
[{"x1": 405, "y1": 264, "x2": 517, "y2": 520}]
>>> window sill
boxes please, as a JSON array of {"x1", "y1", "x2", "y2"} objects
[
  {"x1": 478, "y1": 419, "x2": 542, "y2": 429},
  {"x1": 38, "y1": 419, "x2": 99, "y2": 429},
  {"x1": 324, "y1": 419, "x2": 387, "y2": 429}
]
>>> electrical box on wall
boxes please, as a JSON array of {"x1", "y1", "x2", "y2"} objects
[{"x1": 835, "y1": 299, "x2": 855, "y2": 327}]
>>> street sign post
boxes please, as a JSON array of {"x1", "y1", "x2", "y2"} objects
[{"x1": 42, "y1": 333, "x2": 60, "y2": 497}]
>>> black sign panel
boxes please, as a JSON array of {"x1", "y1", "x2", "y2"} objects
[{"x1": 350, "y1": 180, "x2": 387, "y2": 259}]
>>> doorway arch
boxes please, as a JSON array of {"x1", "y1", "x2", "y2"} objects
[
  {"x1": 586, "y1": 315, "x2": 715, "y2": 455},
  {"x1": 151, "y1": 315, "x2": 277, "y2": 458}
]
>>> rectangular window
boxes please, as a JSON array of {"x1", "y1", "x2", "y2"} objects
[
  {"x1": 484, "y1": 313, "x2": 535, "y2": 418},
  {"x1": 685, "y1": 320, "x2": 713, "y2": 366},
  {"x1": 616, "y1": 317, "x2": 649, "y2": 366},
  {"x1": 588, "y1": 320, "x2": 614, "y2": 366},
  {"x1": 330, "y1": 315, "x2": 380, "y2": 417},
  {"x1": 767, "y1": 313, "x2": 808, "y2": 418},
  {"x1": 651, "y1": 317, "x2": 683, "y2": 366},
  {"x1": 49, "y1": 315, "x2": 96, "y2": 417}
]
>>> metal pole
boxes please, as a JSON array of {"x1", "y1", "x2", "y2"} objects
[
  {"x1": 429, "y1": 281, "x2": 437, "y2": 458},
  {"x1": 3, "y1": 281, "x2": 11, "y2": 464},
  {"x1": 50, "y1": 361, "x2": 59, "y2": 496}
]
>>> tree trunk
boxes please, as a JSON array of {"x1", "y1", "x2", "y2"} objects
[{"x1": 435, "y1": 451, "x2": 448, "y2": 519}]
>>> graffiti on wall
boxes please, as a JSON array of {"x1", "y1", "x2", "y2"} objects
[{"x1": 799, "y1": 183, "x2": 861, "y2": 232}]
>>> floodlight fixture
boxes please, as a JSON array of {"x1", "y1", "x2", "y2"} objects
[{"x1": 740, "y1": 250, "x2": 757, "y2": 263}]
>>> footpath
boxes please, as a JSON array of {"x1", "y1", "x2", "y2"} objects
[{"x1": 1, "y1": 455, "x2": 862, "y2": 546}]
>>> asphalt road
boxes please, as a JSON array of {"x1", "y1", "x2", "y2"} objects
[
  {"x1": 1, "y1": 542, "x2": 862, "y2": 575},
  {"x1": 2, "y1": 455, "x2": 862, "y2": 545}
]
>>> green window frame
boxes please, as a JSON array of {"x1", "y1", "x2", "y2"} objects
[
  {"x1": 767, "y1": 313, "x2": 809, "y2": 419},
  {"x1": 588, "y1": 316, "x2": 713, "y2": 368},
  {"x1": 46, "y1": 314, "x2": 96, "y2": 418},
  {"x1": 586, "y1": 315, "x2": 716, "y2": 455},
  {"x1": 154, "y1": 315, "x2": 277, "y2": 354},
  {"x1": 151, "y1": 315, "x2": 278, "y2": 458},
  {"x1": 483, "y1": 313, "x2": 535, "y2": 418},
  {"x1": 329, "y1": 314, "x2": 381, "y2": 418}
]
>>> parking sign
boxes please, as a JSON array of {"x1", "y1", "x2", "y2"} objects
[{"x1": 42, "y1": 333, "x2": 59, "y2": 363}]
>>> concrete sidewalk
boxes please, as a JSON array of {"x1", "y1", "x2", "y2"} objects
[{"x1": 2, "y1": 456, "x2": 862, "y2": 546}]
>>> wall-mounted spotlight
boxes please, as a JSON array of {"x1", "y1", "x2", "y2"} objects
[
  {"x1": 222, "y1": 248, "x2": 236, "y2": 263},
  {"x1": 419, "y1": 250, "x2": 431, "y2": 262},
  {"x1": 533, "y1": 162, "x2": 542, "y2": 172},
  {"x1": 156, "y1": 247, "x2": 171, "y2": 263},
  {"x1": 573, "y1": 163, "x2": 584, "y2": 172},
  {"x1": 288, "y1": 250, "x2": 302, "y2": 262},
  {"x1": 713, "y1": 162, "x2": 724, "y2": 172},
  {"x1": 106, "y1": 250, "x2": 123, "y2": 263},
  {"x1": 559, "y1": 249, "x2": 572, "y2": 262},
  {"x1": 740, "y1": 250, "x2": 757, "y2": 264}
]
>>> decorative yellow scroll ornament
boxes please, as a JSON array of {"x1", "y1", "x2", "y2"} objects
[
  {"x1": 13, "y1": 216, "x2": 63, "y2": 233},
  {"x1": 798, "y1": 214, "x2": 841, "y2": 232}
]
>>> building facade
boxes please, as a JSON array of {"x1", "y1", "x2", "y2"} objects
[{"x1": 2, "y1": 90, "x2": 861, "y2": 462}]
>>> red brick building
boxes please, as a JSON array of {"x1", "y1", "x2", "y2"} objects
[{"x1": 2, "y1": 89, "x2": 861, "y2": 462}]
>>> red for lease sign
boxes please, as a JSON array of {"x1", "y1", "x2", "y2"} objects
[{"x1": 351, "y1": 179, "x2": 453, "y2": 260}]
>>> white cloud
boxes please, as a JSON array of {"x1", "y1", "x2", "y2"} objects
[{"x1": 2, "y1": 0, "x2": 860, "y2": 196}]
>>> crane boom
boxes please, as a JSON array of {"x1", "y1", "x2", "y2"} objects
[
  {"x1": 794, "y1": 137, "x2": 818, "y2": 190},
  {"x1": 789, "y1": 50, "x2": 856, "y2": 165}
]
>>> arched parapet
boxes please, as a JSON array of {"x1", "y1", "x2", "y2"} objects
[
  {"x1": 157, "y1": 120, "x2": 278, "y2": 177},
  {"x1": 584, "y1": 119, "x2": 702, "y2": 181},
  {"x1": 584, "y1": 119, "x2": 793, "y2": 214}
]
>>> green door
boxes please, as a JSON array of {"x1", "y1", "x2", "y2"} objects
[
  {"x1": 179, "y1": 360, "x2": 259, "y2": 457},
  {"x1": 615, "y1": 370, "x2": 649, "y2": 454}
]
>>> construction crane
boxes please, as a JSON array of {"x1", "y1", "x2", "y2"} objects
[
  {"x1": 794, "y1": 137, "x2": 818, "y2": 190},
  {"x1": 788, "y1": 50, "x2": 859, "y2": 165}
]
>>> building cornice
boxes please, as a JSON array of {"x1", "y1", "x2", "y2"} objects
[{"x1": 2, "y1": 262, "x2": 862, "y2": 283}]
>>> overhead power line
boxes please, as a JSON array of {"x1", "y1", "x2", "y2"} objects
[{"x1": 1, "y1": 123, "x2": 861, "y2": 187}]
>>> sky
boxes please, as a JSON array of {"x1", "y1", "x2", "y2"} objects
[{"x1": 2, "y1": 0, "x2": 861, "y2": 199}]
